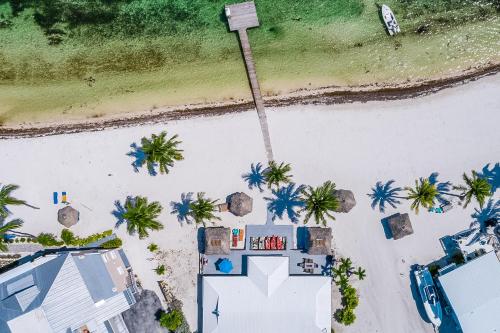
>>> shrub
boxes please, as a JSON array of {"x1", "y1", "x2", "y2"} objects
[
  {"x1": 27, "y1": 238, "x2": 32, "y2": 243},
  {"x1": 428, "y1": 263, "x2": 440, "y2": 277},
  {"x1": 20, "y1": 238, "x2": 26, "y2": 242},
  {"x1": 61, "y1": 229, "x2": 77, "y2": 245},
  {"x1": 451, "y1": 253, "x2": 465, "y2": 265},
  {"x1": 337, "y1": 307, "x2": 356, "y2": 325},
  {"x1": 14, "y1": 238, "x2": 19, "y2": 243},
  {"x1": 343, "y1": 286, "x2": 359, "y2": 308},
  {"x1": 147, "y1": 243, "x2": 158, "y2": 252},
  {"x1": 36, "y1": 233, "x2": 64, "y2": 246},
  {"x1": 101, "y1": 238, "x2": 123, "y2": 249},
  {"x1": 159, "y1": 309, "x2": 183, "y2": 331},
  {"x1": 155, "y1": 264, "x2": 166, "y2": 275}
]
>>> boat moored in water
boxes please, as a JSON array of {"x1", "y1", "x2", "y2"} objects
[{"x1": 381, "y1": 4, "x2": 401, "y2": 36}]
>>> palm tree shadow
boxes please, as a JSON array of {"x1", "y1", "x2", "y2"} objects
[
  {"x1": 479, "y1": 162, "x2": 500, "y2": 194},
  {"x1": 428, "y1": 172, "x2": 452, "y2": 205},
  {"x1": 471, "y1": 198, "x2": 500, "y2": 230},
  {"x1": 242, "y1": 163, "x2": 266, "y2": 192},
  {"x1": 170, "y1": 192, "x2": 194, "y2": 225},
  {"x1": 367, "y1": 180, "x2": 403, "y2": 213},
  {"x1": 127, "y1": 143, "x2": 158, "y2": 176},
  {"x1": 264, "y1": 183, "x2": 305, "y2": 224},
  {"x1": 112, "y1": 199, "x2": 128, "y2": 228}
]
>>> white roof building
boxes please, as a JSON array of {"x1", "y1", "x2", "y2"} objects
[
  {"x1": 438, "y1": 251, "x2": 500, "y2": 333},
  {"x1": 202, "y1": 256, "x2": 331, "y2": 333}
]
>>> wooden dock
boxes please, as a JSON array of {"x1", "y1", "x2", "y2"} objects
[{"x1": 225, "y1": 2, "x2": 274, "y2": 162}]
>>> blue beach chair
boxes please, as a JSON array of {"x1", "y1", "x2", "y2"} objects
[{"x1": 53, "y1": 192, "x2": 58, "y2": 204}]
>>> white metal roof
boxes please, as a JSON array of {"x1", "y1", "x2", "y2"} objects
[
  {"x1": 438, "y1": 251, "x2": 500, "y2": 333},
  {"x1": 203, "y1": 256, "x2": 331, "y2": 333}
]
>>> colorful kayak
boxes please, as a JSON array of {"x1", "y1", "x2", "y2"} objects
[{"x1": 414, "y1": 266, "x2": 443, "y2": 328}]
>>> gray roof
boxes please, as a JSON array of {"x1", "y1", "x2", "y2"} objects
[
  {"x1": 0, "y1": 251, "x2": 133, "y2": 333},
  {"x1": 227, "y1": 192, "x2": 253, "y2": 217},
  {"x1": 333, "y1": 189, "x2": 356, "y2": 213},
  {"x1": 387, "y1": 213, "x2": 413, "y2": 240},
  {"x1": 307, "y1": 227, "x2": 332, "y2": 255},
  {"x1": 204, "y1": 227, "x2": 231, "y2": 255},
  {"x1": 73, "y1": 253, "x2": 117, "y2": 302}
]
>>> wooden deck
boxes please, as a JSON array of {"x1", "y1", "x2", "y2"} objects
[{"x1": 225, "y1": 2, "x2": 274, "y2": 161}]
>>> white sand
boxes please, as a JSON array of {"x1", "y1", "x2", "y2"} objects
[{"x1": 1, "y1": 74, "x2": 499, "y2": 333}]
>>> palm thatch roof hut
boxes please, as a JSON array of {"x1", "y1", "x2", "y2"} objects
[
  {"x1": 204, "y1": 227, "x2": 230, "y2": 255},
  {"x1": 333, "y1": 189, "x2": 356, "y2": 213},
  {"x1": 387, "y1": 213, "x2": 413, "y2": 240},
  {"x1": 307, "y1": 227, "x2": 332, "y2": 255},
  {"x1": 57, "y1": 206, "x2": 79, "y2": 228},
  {"x1": 227, "y1": 192, "x2": 253, "y2": 217}
]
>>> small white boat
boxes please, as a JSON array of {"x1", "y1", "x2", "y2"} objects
[
  {"x1": 414, "y1": 266, "x2": 443, "y2": 328},
  {"x1": 381, "y1": 4, "x2": 401, "y2": 36}
]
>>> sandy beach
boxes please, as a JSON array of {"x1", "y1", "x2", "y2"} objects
[{"x1": 0, "y1": 73, "x2": 499, "y2": 332}]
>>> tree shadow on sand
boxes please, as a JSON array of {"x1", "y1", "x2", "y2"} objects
[
  {"x1": 265, "y1": 183, "x2": 305, "y2": 223},
  {"x1": 127, "y1": 143, "x2": 158, "y2": 176},
  {"x1": 479, "y1": 162, "x2": 500, "y2": 194},
  {"x1": 170, "y1": 192, "x2": 194, "y2": 225},
  {"x1": 112, "y1": 199, "x2": 129, "y2": 228},
  {"x1": 471, "y1": 198, "x2": 500, "y2": 230},
  {"x1": 428, "y1": 172, "x2": 453, "y2": 204},
  {"x1": 368, "y1": 180, "x2": 404, "y2": 213},
  {"x1": 242, "y1": 163, "x2": 266, "y2": 192}
]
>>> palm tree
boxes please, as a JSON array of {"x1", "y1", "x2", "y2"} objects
[
  {"x1": 301, "y1": 181, "x2": 339, "y2": 226},
  {"x1": 405, "y1": 178, "x2": 438, "y2": 214},
  {"x1": 188, "y1": 193, "x2": 221, "y2": 226},
  {"x1": 140, "y1": 132, "x2": 183, "y2": 174},
  {"x1": 339, "y1": 257, "x2": 354, "y2": 275},
  {"x1": 354, "y1": 267, "x2": 366, "y2": 280},
  {"x1": 122, "y1": 196, "x2": 163, "y2": 239},
  {"x1": 0, "y1": 184, "x2": 38, "y2": 219},
  {"x1": 0, "y1": 219, "x2": 23, "y2": 252},
  {"x1": 454, "y1": 171, "x2": 492, "y2": 209},
  {"x1": 264, "y1": 161, "x2": 292, "y2": 189}
]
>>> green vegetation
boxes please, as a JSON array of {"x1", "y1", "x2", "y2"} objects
[
  {"x1": 140, "y1": 132, "x2": 184, "y2": 175},
  {"x1": 405, "y1": 178, "x2": 438, "y2": 214},
  {"x1": 0, "y1": 0, "x2": 498, "y2": 124},
  {"x1": 155, "y1": 264, "x2": 166, "y2": 276},
  {"x1": 454, "y1": 171, "x2": 492, "y2": 208},
  {"x1": 122, "y1": 196, "x2": 163, "y2": 239},
  {"x1": 148, "y1": 243, "x2": 159, "y2": 252},
  {"x1": 301, "y1": 181, "x2": 339, "y2": 226},
  {"x1": 101, "y1": 238, "x2": 123, "y2": 248},
  {"x1": 159, "y1": 309, "x2": 184, "y2": 331},
  {"x1": 188, "y1": 192, "x2": 220, "y2": 226},
  {"x1": 60, "y1": 228, "x2": 113, "y2": 246},
  {"x1": 0, "y1": 219, "x2": 23, "y2": 252},
  {"x1": 264, "y1": 161, "x2": 293, "y2": 189},
  {"x1": 0, "y1": 183, "x2": 32, "y2": 218},
  {"x1": 36, "y1": 232, "x2": 64, "y2": 246},
  {"x1": 332, "y1": 257, "x2": 364, "y2": 326}
]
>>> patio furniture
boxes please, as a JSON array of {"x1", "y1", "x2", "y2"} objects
[{"x1": 239, "y1": 229, "x2": 244, "y2": 241}]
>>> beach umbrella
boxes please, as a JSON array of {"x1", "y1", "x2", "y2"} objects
[
  {"x1": 227, "y1": 192, "x2": 253, "y2": 217},
  {"x1": 217, "y1": 258, "x2": 233, "y2": 274},
  {"x1": 58, "y1": 206, "x2": 80, "y2": 228},
  {"x1": 333, "y1": 189, "x2": 356, "y2": 213}
]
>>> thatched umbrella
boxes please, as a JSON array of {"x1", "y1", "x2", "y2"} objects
[
  {"x1": 387, "y1": 213, "x2": 413, "y2": 240},
  {"x1": 307, "y1": 227, "x2": 332, "y2": 255},
  {"x1": 204, "y1": 227, "x2": 230, "y2": 255},
  {"x1": 333, "y1": 189, "x2": 356, "y2": 213},
  {"x1": 58, "y1": 206, "x2": 79, "y2": 228},
  {"x1": 227, "y1": 192, "x2": 253, "y2": 217}
]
